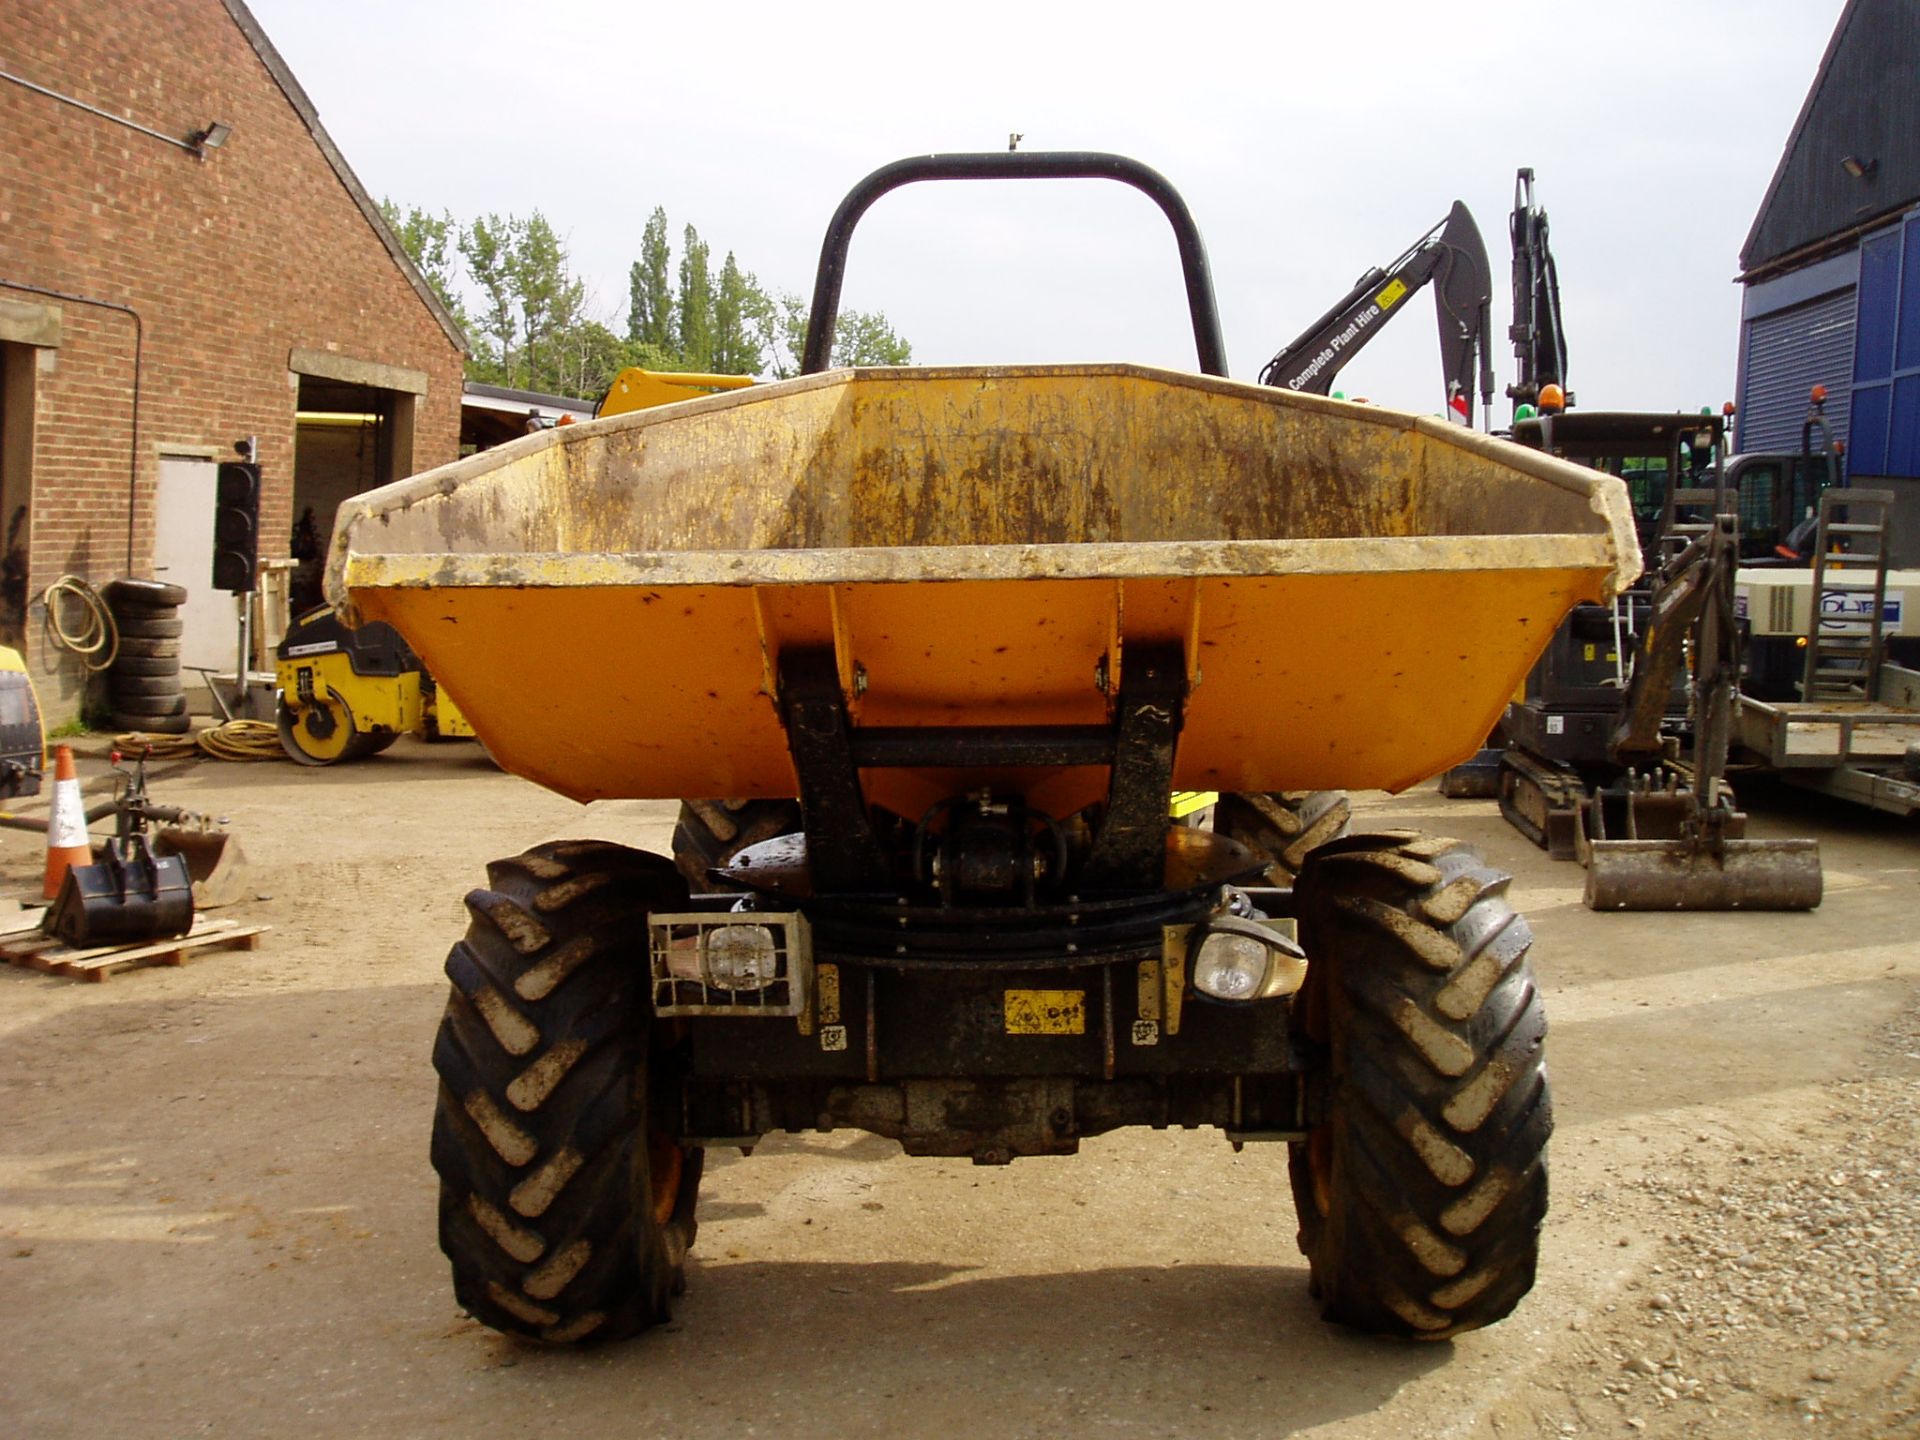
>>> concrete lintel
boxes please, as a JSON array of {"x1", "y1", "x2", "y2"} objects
[
  {"x1": 155, "y1": 443, "x2": 223, "y2": 459},
  {"x1": 0, "y1": 298, "x2": 62, "y2": 348},
  {"x1": 289, "y1": 347, "x2": 428, "y2": 396}
]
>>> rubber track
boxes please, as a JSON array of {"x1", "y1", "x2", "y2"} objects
[
  {"x1": 1214, "y1": 790, "x2": 1352, "y2": 881},
  {"x1": 430, "y1": 839, "x2": 701, "y2": 1343},
  {"x1": 671, "y1": 798, "x2": 804, "y2": 893},
  {"x1": 1290, "y1": 830, "x2": 1550, "y2": 1339}
]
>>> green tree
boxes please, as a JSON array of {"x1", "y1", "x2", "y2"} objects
[
  {"x1": 459, "y1": 213, "x2": 519, "y2": 382},
  {"x1": 385, "y1": 196, "x2": 916, "y2": 392},
  {"x1": 676, "y1": 225, "x2": 714, "y2": 371},
  {"x1": 508, "y1": 212, "x2": 586, "y2": 389},
  {"x1": 835, "y1": 309, "x2": 914, "y2": 367},
  {"x1": 629, "y1": 208, "x2": 674, "y2": 350},
  {"x1": 756, "y1": 291, "x2": 914, "y2": 376},
  {"x1": 547, "y1": 319, "x2": 638, "y2": 401},
  {"x1": 379, "y1": 200, "x2": 468, "y2": 331},
  {"x1": 759, "y1": 289, "x2": 812, "y2": 378},
  {"x1": 712, "y1": 252, "x2": 766, "y2": 376}
]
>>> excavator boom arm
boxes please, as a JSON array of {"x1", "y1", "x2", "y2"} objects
[
  {"x1": 1508, "y1": 167, "x2": 1570, "y2": 408},
  {"x1": 1260, "y1": 202, "x2": 1493, "y2": 421}
]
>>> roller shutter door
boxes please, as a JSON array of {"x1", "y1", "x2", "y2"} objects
[{"x1": 1739, "y1": 289, "x2": 1855, "y2": 454}]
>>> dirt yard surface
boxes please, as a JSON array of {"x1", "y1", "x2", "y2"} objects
[{"x1": 3, "y1": 742, "x2": 1917, "y2": 1439}]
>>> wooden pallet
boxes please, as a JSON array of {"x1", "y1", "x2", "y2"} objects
[{"x1": 0, "y1": 914, "x2": 267, "y2": 983}]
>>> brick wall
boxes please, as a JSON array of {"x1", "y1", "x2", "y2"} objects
[{"x1": 0, "y1": 0, "x2": 465, "y2": 719}]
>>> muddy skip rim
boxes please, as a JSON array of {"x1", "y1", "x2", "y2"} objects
[{"x1": 326, "y1": 363, "x2": 1643, "y2": 612}]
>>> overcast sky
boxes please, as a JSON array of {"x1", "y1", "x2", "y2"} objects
[{"x1": 248, "y1": 0, "x2": 1841, "y2": 419}]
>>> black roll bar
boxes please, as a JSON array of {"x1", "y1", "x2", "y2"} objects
[{"x1": 801, "y1": 151, "x2": 1228, "y2": 377}]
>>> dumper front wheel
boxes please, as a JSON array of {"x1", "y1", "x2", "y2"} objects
[
  {"x1": 1214, "y1": 791, "x2": 1350, "y2": 882},
  {"x1": 1289, "y1": 831, "x2": 1550, "y2": 1339},
  {"x1": 431, "y1": 840, "x2": 702, "y2": 1343},
  {"x1": 672, "y1": 798, "x2": 804, "y2": 891}
]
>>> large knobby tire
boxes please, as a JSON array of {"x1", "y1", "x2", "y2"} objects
[
  {"x1": 432, "y1": 840, "x2": 703, "y2": 1344},
  {"x1": 671, "y1": 798, "x2": 804, "y2": 893},
  {"x1": 1215, "y1": 790, "x2": 1351, "y2": 882},
  {"x1": 1289, "y1": 830, "x2": 1550, "y2": 1340}
]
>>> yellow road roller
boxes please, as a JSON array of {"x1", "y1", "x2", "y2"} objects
[{"x1": 274, "y1": 606, "x2": 473, "y2": 764}]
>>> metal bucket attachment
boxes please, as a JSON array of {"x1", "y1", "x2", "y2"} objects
[
  {"x1": 1438, "y1": 745, "x2": 1505, "y2": 799},
  {"x1": 1583, "y1": 838, "x2": 1823, "y2": 911},
  {"x1": 155, "y1": 826, "x2": 249, "y2": 909},
  {"x1": 43, "y1": 836, "x2": 196, "y2": 946}
]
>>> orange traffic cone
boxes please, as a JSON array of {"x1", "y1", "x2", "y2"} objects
[{"x1": 43, "y1": 744, "x2": 91, "y2": 900}]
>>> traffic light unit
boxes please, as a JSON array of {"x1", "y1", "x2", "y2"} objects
[{"x1": 212, "y1": 460, "x2": 260, "y2": 593}]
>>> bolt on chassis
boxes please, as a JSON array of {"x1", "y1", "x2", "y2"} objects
[{"x1": 327, "y1": 153, "x2": 1639, "y2": 1344}]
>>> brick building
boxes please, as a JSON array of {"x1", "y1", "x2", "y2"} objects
[{"x1": 0, "y1": 0, "x2": 466, "y2": 722}]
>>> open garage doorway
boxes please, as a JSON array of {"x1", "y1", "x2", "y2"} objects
[{"x1": 290, "y1": 374, "x2": 417, "y2": 615}]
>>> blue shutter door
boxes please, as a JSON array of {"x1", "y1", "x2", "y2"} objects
[{"x1": 1739, "y1": 289, "x2": 1856, "y2": 454}]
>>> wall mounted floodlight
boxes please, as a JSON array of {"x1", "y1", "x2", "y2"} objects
[
  {"x1": 189, "y1": 120, "x2": 232, "y2": 156},
  {"x1": 2, "y1": 67, "x2": 228, "y2": 159},
  {"x1": 1840, "y1": 154, "x2": 1877, "y2": 179}
]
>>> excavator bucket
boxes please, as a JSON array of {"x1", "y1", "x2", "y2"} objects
[
  {"x1": 44, "y1": 837, "x2": 195, "y2": 946},
  {"x1": 155, "y1": 826, "x2": 249, "y2": 909},
  {"x1": 1583, "y1": 837, "x2": 1824, "y2": 911}
]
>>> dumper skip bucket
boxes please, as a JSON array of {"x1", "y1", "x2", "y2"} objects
[{"x1": 326, "y1": 365, "x2": 1642, "y2": 813}]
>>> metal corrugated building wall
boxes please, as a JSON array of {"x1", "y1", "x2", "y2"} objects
[
  {"x1": 1735, "y1": 249, "x2": 1857, "y2": 454},
  {"x1": 1739, "y1": 289, "x2": 1855, "y2": 453},
  {"x1": 1737, "y1": 1, "x2": 1918, "y2": 467}
]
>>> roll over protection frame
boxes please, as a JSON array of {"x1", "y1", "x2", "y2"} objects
[{"x1": 802, "y1": 151, "x2": 1228, "y2": 377}]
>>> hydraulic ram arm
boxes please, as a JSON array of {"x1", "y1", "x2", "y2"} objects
[{"x1": 1261, "y1": 202, "x2": 1493, "y2": 422}]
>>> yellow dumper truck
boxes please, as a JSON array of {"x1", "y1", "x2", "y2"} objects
[{"x1": 328, "y1": 154, "x2": 1638, "y2": 1344}]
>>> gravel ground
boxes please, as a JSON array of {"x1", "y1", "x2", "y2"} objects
[
  {"x1": 3, "y1": 745, "x2": 1918, "y2": 1439},
  {"x1": 1466, "y1": 993, "x2": 1920, "y2": 1439}
]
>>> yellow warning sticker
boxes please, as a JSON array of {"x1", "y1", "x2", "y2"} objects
[
  {"x1": 1004, "y1": 989, "x2": 1086, "y2": 1035},
  {"x1": 1583, "y1": 642, "x2": 1595, "y2": 661},
  {"x1": 1376, "y1": 278, "x2": 1409, "y2": 310}
]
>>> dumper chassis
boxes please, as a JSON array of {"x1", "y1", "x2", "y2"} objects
[{"x1": 376, "y1": 153, "x2": 1612, "y2": 1347}]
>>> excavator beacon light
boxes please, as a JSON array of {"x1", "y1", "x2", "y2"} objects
[
  {"x1": 1538, "y1": 383, "x2": 1566, "y2": 412},
  {"x1": 1723, "y1": 400, "x2": 1736, "y2": 416},
  {"x1": 1514, "y1": 403, "x2": 1537, "y2": 422},
  {"x1": 1810, "y1": 384, "x2": 1828, "y2": 405}
]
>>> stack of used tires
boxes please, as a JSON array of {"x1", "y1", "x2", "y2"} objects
[{"x1": 105, "y1": 578, "x2": 191, "y2": 734}]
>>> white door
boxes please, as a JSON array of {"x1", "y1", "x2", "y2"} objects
[{"x1": 152, "y1": 455, "x2": 234, "y2": 682}]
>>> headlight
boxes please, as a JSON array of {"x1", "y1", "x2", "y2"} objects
[
  {"x1": 700, "y1": 924, "x2": 780, "y2": 990},
  {"x1": 1189, "y1": 919, "x2": 1306, "y2": 1002}
]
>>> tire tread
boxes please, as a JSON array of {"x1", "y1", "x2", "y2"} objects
[
  {"x1": 431, "y1": 841, "x2": 700, "y2": 1344},
  {"x1": 1290, "y1": 831, "x2": 1550, "y2": 1339}
]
